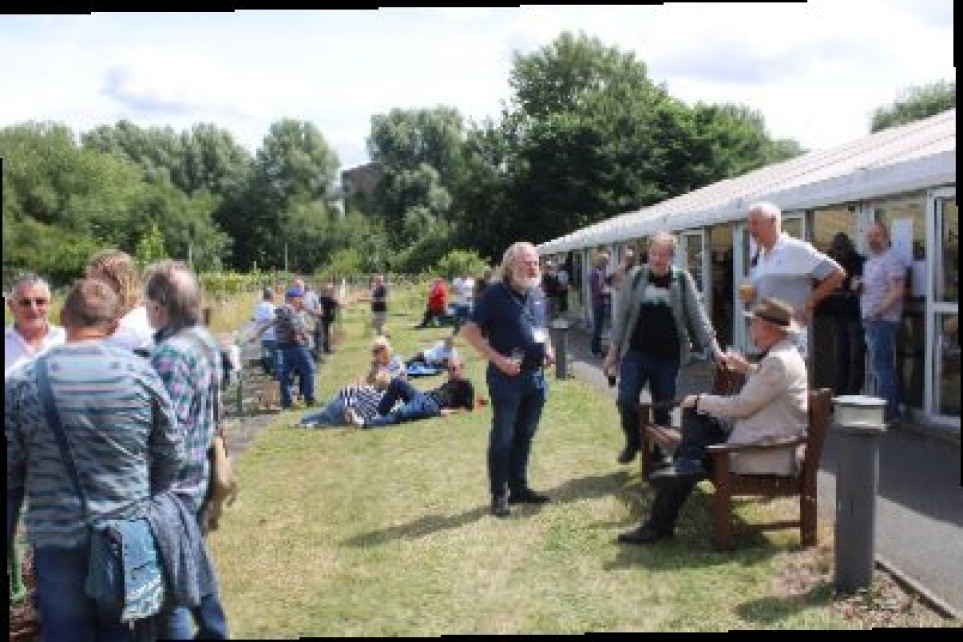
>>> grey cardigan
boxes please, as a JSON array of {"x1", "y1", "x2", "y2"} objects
[{"x1": 609, "y1": 264, "x2": 720, "y2": 365}]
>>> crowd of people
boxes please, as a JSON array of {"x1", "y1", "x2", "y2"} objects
[{"x1": 5, "y1": 199, "x2": 911, "y2": 638}]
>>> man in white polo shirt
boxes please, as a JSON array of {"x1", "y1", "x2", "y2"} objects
[
  {"x1": 744, "y1": 201, "x2": 846, "y2": 357},
  {"x1": 4, "y1": 273, "x2": 66, "y2": 378}
]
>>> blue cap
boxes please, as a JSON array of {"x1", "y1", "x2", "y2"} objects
[{"x1": 286, "y1": 286, "x2": 304, "y2": 298}]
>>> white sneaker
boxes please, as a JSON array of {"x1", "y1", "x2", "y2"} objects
[{"x1": 344, "y1": 406, "x2": 365, "y2": 428}]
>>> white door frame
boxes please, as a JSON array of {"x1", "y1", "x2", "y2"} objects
[{"x1": 925, "y1": 187, "x2": 958, "y2": 425}]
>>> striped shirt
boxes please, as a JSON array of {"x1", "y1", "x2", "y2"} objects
[
  {"x1": 151, "y1": 325, "x2": 221, "y2": 515},
  {"x1": 337, "y1": 385, "x2": 386, "y2": 421},
  {"x1": 6, "y1": 340, "x2": 181, "y2": 549}
]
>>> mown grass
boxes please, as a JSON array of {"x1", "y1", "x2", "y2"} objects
[{"x1": 208, "y1": 295, "x2": 948, "y2": 635}]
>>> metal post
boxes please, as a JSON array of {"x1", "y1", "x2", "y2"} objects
[
  {"x1": 550, "y1": 317, "x2": 570, "y2": 379},
  {"x1": 832, "y1": 394, "x2": 887, "y2": 594}
]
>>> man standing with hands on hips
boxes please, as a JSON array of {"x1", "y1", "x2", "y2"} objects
[
  {"x1": 460, "y1": 242, "x2": 555, "y2": 518},
  {"x1": 741, "y1": 201, "x2": 846, "y2": 357}
]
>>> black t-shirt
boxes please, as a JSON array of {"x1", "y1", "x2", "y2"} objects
[
  {"x1": 319, "y1": 295, "x2": 338, "y2": 321},
  {"x1": 371, "y1": 285, "x2": 387, "y2": 313},
  {"x1": 427, "y1": 378, "x2": 475, "y2": 411},
  {"x1": 629, "y1": 270, "x2": 680, "y2": 360}
]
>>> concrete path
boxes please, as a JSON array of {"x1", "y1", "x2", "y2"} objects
[{"x1": 555, "y1": 322, "x2": 963, "y2": 618}]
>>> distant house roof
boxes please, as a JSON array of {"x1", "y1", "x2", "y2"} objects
[{"x1": 538, "y1": 108, "x2": 956, "y2": 254}]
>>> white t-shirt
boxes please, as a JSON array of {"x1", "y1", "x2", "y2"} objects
[
  {"x1": 106, "y1": 305, "x2": 154, "y2": 353},
  {"x1": 4, "y1": 323, "x2": 66, "y2": 379},
  {"x1": 254, "y1": 301, "x2": 277, "y2": 341},
  {"x1": 422, "y1": 342, "x2": 459, "y2": 366},
  {"x1": 452, "y1": 277, "x2": 475, "y2": 307},
  {"x1": 750, "y1": 232, "x2": 840, "y2": 356}
]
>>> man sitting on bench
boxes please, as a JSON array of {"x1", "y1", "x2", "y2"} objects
[
  {"x1": 618, "y1": 297, "x2": 809, "y2": 545},
  {"x1": 346, "y1": 356, "x2": 475, "y2": 429}
]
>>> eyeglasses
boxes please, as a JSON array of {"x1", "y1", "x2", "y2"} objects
[{"x1": 18, "y1": 298, "x2": 49, "y2": 308}]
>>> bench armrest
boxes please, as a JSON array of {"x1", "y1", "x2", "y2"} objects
[{"x1": 705, "y1": 435, "x2": 806, "y2": 456}]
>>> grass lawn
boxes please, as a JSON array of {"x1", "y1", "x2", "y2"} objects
[{"x1": 209, "y1": 294, "x2": 947, "y2": 634}]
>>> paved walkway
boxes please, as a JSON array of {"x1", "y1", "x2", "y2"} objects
[{"x1": 555, "y1": 322, "x2": 963, "y2": 618}]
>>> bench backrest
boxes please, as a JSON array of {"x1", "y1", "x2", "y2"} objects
[{"x1": 801, "y1": 388, "x2": 833, "y2": 485}]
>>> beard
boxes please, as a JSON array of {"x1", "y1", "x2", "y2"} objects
[{"x1": 511, "y1": 269, "x2": 540, "y2": 291}]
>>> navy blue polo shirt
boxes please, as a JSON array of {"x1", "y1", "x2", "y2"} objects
[{"x1": 470, "y1": 281, "x2": 547, "y2": 371}]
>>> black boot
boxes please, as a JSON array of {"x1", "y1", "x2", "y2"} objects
[{"x1": 617, "y1": 405, "x2": 641, "y2": 465}]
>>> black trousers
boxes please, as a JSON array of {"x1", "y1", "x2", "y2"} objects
[{"x1": 646, "y1": 410, "x2": 729, "y2": 533}]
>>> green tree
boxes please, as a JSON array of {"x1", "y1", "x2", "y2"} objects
[
  {"x1": 134, "y1": 223, "x2": 169, "y2": 266},
  {"x1": 367, "y1": 107, "x2": 466, "y2": 245},
  {"x1": 871, "y1": 80, "x2": 956, "y2": 132}
]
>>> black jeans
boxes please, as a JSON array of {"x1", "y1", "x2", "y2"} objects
[{"x1": 832, "y1": 313, "x2": 865, "y2": 395}]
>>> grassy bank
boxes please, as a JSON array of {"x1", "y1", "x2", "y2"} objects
[{"x1": 207, "y1": 296, "x2": 946, "y2": 634}]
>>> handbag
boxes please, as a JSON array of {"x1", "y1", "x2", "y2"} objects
[
  {"x1": 202, "y1": 427, "x2": 238, "y2": 533},
  {"x1": 177, "y1": 326, "x2": 239, "y2": 534},
  {"x1": 35, "y1": 355, "x2": 165, "y2": 623}
]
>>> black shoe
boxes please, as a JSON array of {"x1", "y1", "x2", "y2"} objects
[
  {"x1": 491, "y1": 495, "x2": 511, "y2": 517},
  {"x1": 618, "y1": 446, "x2": 639, "y2": 465},
  {"x1": 508, "y1": 488, "x2": 551, "y2": 504},
  {"x1": 617, "y1": 524, "x2": 673, "y2": 545}
]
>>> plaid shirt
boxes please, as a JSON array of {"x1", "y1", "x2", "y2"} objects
[{"x1": 151, "y1": 324, "x2": 221, "y2": 515}]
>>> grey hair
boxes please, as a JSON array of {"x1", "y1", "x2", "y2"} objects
[
  {"x1": 8, "y1": 272, "x2": 51, "y2": 299},
  {"x1": 144, "y1": 260, "x2": 202, "y2": 329},
  {"x1": 648, "y1": 231, "x2": 678, "y2": 256},
  {"x1": 499, "y1": 241, "x2": 537, "y2": 284},
  {"x1": 747, "y1": 201, "x2": 783, "y2": 229}
]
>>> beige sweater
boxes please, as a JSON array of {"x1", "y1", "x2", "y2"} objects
[{"x1": 697, "y1": 339, "x2": 808, "y2": 475}]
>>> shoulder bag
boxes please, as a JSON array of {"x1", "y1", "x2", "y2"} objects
[{"x1": 35, "y1": 355, "x2": 165, "y2": 623}]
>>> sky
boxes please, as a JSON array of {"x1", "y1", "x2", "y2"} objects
[{"x1": 0, "y1": 2, "x2": 954, "y2": 172}]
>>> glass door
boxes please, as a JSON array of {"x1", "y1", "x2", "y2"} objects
[
  {"x1": 678, "y1": 229, "x2": 709, "y2": 311},
  {"x1": 926, "y1": 190, "x2": 959, "y2": 425}
]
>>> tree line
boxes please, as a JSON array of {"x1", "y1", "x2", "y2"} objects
[{"x1": 2, "y1": 32, "x2": 953, "y2": 285}]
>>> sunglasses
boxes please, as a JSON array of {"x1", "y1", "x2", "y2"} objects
[{"x1": 18, "y1": 298, "x2": 49, "y2": 307}]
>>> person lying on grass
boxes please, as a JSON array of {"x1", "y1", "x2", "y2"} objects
[
  {"x1": 345, "y1": 356, "x2": 475, "y2": 429},
  {"x1": 405, "y1": 335, "x2": 459, "y2": 369},
  {"x1": 298, "y1": 370, "x2": 405, "y2": 428}
]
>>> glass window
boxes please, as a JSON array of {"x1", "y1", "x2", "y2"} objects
[
  {"x1": 683, "y1": 233, "x2": 704, "y2": 292},
  {"x1": 936, "y1": 313, "x2": 960, "y2": 416},
  {"x1": 936, "y1": 197, "x2": 958, "y2": 303},
  {"x1": 811, "y1": 206, "x2": 857, "y2": 255},
  {"x1": 868, "y1": 192, "x2": 927, "y2": 298},
  {"x1": 783, "y1": 216, "x2": 804, "y2": 240}
]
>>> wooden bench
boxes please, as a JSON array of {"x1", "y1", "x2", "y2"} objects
[
  {"x1": 637, "y1": 363, "x2": 745, "y2": 480},
  {"x1": 706, "y1": 387, "x2": 833, "y2": 550}
]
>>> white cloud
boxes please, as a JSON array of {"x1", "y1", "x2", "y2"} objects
[{"x1": 0, "y1": 2, "x2": 953, "y2": 170}]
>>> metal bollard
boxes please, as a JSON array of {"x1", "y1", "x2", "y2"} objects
[
  {"x1": 832, "y1": 394, "x2": 888, "y2": 594},
  {"x1": 550, "y1": 318, "x2": 570, "y2": 379}
]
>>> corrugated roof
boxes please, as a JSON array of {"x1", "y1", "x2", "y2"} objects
[{"x1": 539, "y1": 108, "x2": 956, "y2": 253}]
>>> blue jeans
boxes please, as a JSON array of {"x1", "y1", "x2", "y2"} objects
[
  {"x1": 161, "y1": 594, "x2": 228, "y2": 640},
  {"x1": 158, "y1": 506, "x2": 229, "y2": 640},
  {"x1": 32, "y1": 545, "x2": 132, "y2": 642},
  {"x1": 366, "y1": 378, "x2": 440, "y2": 428},
  {"x1": 260, "y1": 339, "x2": 279, "y2": 379},
  {"x1": 453, "y1": 303, "x2": 471, "y2": 332},
  {"x1": 591, "y1": 301, "x2": 606, "y2": 354},
  {"x1": 300, "y1": 396, "x2": 348, "y2": 426},
  {"x1": 486, "y1": 368, "x2": 548, "y2": 497},
  {"x1": 278, "y1": 344, "x2": 316, "y2": 408},
  {"x1": 864, "y1": 318, "x2": 901, "y2": 422},
  {"x1": 617, "y1": 349, "x2": 680, "y2": 430}
]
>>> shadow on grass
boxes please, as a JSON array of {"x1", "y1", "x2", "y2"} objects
[
  {"x1": 734, "y1": 581, "x2": 836, "y2": 626},
  {"x1": 341, "y1": 470, "x2": 635, "y2": 548},
  {"x1": 603, "y1": 485, "x2": 784, "y2": 572}
]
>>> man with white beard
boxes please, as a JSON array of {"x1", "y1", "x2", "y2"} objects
[{"x1": 459, "y1": 242, "x2": 555, "y2": 518}]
